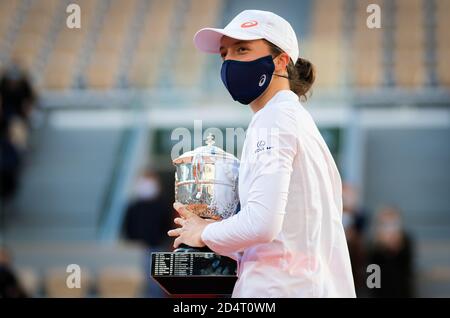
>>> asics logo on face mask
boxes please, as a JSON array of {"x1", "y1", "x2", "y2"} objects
[{"x1": 258, "y1": 74, "x2": 267, "y2": 87}]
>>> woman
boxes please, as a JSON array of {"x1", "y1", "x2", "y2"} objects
[{"x1": 168, "y1": 10, "x2": 356, "y2": 298}]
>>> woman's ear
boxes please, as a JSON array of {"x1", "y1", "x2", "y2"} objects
[{"x1": 274, "y1": 52, "x2": 290, "y2": 74}]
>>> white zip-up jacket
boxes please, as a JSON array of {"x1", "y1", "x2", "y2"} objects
[{"x1": 201, "y1": 90, "x2": 356, "y2": 298}]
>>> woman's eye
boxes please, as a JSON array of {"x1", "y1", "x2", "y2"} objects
[{"x1": 237, "y1": 47, "x2": 248, "y2": 53}]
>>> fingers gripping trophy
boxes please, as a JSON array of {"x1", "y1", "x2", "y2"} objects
[{"x1": 151, "y1": 134, "x2": 240, "y2": 295}]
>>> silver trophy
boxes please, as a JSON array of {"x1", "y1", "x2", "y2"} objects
[
  {"x1": 151, "y1": 133, "x2": 240, "y2": 295},
  {"x1": 172, "y1": 133, "x2": 240, "y2": 251}
]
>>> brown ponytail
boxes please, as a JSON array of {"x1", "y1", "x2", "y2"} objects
[{"x1": 265, "y1": 40, "x2": 316, "y2": 101}]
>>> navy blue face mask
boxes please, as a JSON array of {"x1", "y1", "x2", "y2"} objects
[{"x1": 220, "y1": 55, "x2": 276, "y2": 105}]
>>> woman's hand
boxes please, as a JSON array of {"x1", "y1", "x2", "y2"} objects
[{"x1": 167, "y1": 202, "x2": 216, "y2": 249}]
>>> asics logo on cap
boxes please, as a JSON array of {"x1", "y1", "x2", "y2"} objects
[{"x1": 241, "y1": 20, "x2": 258, "y2": 28}]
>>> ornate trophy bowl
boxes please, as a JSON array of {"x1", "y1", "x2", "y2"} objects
[
  {"x1": 151, "y1": 134, "x2": 240, "y2": 295},
  {"x1": 173, "y1": 134, "x2": 240, "y2": 221}
]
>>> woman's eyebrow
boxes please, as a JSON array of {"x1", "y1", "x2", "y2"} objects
[{"x1": 219, "y1": 40, "x2": 248, "y2": 51}]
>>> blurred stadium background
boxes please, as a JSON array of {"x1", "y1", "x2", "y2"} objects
[{"x1": 0, "y1": 0, "x2": 449, "y2": 297}]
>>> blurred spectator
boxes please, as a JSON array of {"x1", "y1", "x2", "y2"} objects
[
  {"x1": 342, "y1": 183, "x2": 368, "y2": 234},
  {"x1": 0, "y1": 136, "x2": 21, "y2": 202},
  {"x1": 122, "y1": 170, "x2": 172, "y2": 247},
  {"x1": 342, "y1": 183, "x2": 368, "y2": 296},
  {"x1": 0, "y1": 247, "x2": 28, "y2": 298},
  {"x1": 0, "y1": 61, "x2": 36, "y2": 139},
  {"x1": 0, "y1": 61, "x2": 36, "y2": 203},
  {"x1": 368, "y1": 206, "x2": 415, "y2": 298},
  {"x1": 122, "y1": 170, "x2": 172, "y2": 297}
]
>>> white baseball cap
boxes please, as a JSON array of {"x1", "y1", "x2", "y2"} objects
[{"x1": 194, "y1": 10, "x2": 299, "y2": 64}]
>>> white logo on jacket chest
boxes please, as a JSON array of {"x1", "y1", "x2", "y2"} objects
[{"x1": 255, "y1": 140, "x2": 273, "y2": 154}]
